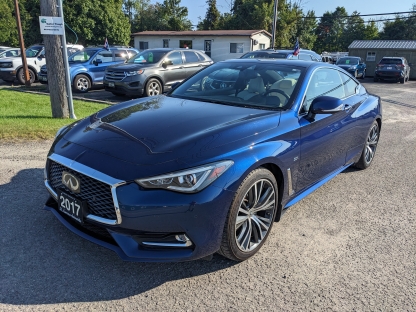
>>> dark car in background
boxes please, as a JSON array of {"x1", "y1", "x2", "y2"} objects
[
  {"x1": 335, "y1": 56, "x2": 366, "y2": 79},
  {"x1": 43, "y1": 59, "x2": 381, "y2": 263},
  {"x1": 241, "y1": 49, "x2": 322, "y2": 62},
  {"x1": 103, "y1": 48, "x2": 213, "y2": 97},
  {"x1": 374, "y1": 57, "x2": 410, "y2": 83}
]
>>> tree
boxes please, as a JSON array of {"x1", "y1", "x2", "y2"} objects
[
  {"x1": 158, "y1": 0, "x2": 192, "y2": 30},
  {"x1": 197, "y1": 0, "x2": 221, "y2": 30},
  {"x1": 314, "y1": 7, "x2": 348, "y2": 53},
  {"x1": 379, "y1": 7, "x2": 416, "y2": 40},
  {"x1": 0, "y1": 0, "x2": 19, "y2": 46},
  {"x1": 297, "y1": 10, "x2": 317, "y2": 50},
  {"x1": 40, "y1": 0, "x2": 69, "y2": 118},
  {"x1": 341, "y1": 11, "x2": 366, "y2": 50},
  {"x1": 363, "y1": 20, "x2": 379, "y2": 40}
]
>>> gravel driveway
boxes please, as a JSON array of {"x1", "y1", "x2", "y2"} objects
[{"x1": 0, "y1": 80, "x2": 415, "y2": 311}]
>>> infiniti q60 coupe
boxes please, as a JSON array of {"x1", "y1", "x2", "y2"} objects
[{"x1": 44, "y1": 59, "x2": 381, "y2": 262}]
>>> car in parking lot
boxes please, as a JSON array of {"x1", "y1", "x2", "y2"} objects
[
  {"x1": 103, "y1": 48, "x2": 213, "y2": 97},
  {"x1": 241, "y1": 48, "x2": 322, "y2": 62},
  {"x1": 38, "y1": 47, "x2": 138, "y2": 91},
  {"x1": 374, "y1": 57, "x2": 410, "y2": 83},
  {"x1": 43, "y1": 59, "x2": 381, "y2": 262},
  {"x1": 0, "y1": 47, "x2": 20, "y2": 59},
  {"x1": 335, "y1": 56, "x2": 366, "y2": 79}
]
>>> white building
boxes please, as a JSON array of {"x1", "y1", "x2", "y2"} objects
[{"x1": 131, "y1": 30, "x2": 272, "y2": 62}]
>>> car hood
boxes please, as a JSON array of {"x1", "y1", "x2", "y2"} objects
[
  {"x1": 60, "y1": 96, "x2": 281, "y2": 166},
  {"x1": 337, "y1": 64, "x2": 357, "y2": 69},
  {"x1": 107, "y1": 62, "x2": 159, "y2": 71}
]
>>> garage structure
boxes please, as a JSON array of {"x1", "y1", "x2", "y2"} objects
[
  {"x1": 348, "y1": 40, "x2": 416, "y2": 79},
  {"x1": 131, "y1": 30, "x2": 271, "y2": 62}
]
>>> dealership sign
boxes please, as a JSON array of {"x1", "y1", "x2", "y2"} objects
[{"x1": 39, "y1": 16, "x2": 64, "y2": 35}]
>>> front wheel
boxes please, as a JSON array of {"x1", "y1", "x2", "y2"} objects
[
  {"x1": 73, "y1": 74, "x2": 91, "y2": 92},
  {"x1": 354, "y1": 121, "x2": 380, "y2": 170},
  {"x1": 145, "y1": 78, "x2": 162, "y2": 97},
  {"x1": 17, "y1": 68, "x2": 35, "y2": 84},
  {"x1": 218, "y1": 168, "x2": 278, "y2": 261},
  {"x1": 360, "y1": 70, "x2": 366, "y2": 79},
  {"x1": 399, "y1": 77, "x2": 405, "y2": 84}
]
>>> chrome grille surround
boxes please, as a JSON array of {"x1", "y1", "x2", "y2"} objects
[
  {"x1": 105, "y1": 70, "x2": 127, "y2": 82},
  {"x1": 45, "y1": 153, "x2": 125, "y2": 225}
]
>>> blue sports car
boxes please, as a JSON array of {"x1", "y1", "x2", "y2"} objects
[{"x1": 44, "y1": 59, "x2": 382, "y2": 262}]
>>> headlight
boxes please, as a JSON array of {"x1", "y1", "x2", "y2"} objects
[
  {"x1": 136, "y1": 160, "x2": 234, "y2": 193},
  {"x1": 348, "y1": 66, "x2": 356, "y2": 70},
  {"x1": 126, "y1": 69, "x2": 144, "y2": 76},
  {"x1": 0, "y1": 62, "x2": 13, "y2": 68}
]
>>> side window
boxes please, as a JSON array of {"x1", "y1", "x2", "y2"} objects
[
  {"x1": 95, "y1": 51, "x2": 113, "y2": 63},
  {"x1": 302, "y1": 68, "x2": 346, "y2": 113},
  {"x1": 196, "y1": 52, "x2": 208, "y2": 61},
  {"x1": 299, "y1": 54, "x2": 312, "y2": 61},
  {"x1": 165, "y1": 51, "x2": 183, "y2": 65},
  {"x1": 127, "y1": 50, "x2": 137, "y2": 59},
  {"x1": 183, "y1": 51, "x2": 200, "y2": 63},
  {"x1": 340, "y1": 72, "x2": 358, "y2": 97},
  {"x1": 114, "y1": 50, "x2": 128, "y2": 61}
]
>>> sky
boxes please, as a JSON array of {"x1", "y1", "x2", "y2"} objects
[{"x1": 163, "y1": 0, "x2": 415, "y2": 27}]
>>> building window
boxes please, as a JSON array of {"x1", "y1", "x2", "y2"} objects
[
  {"x1": 366, "y1": 51, "x2": 376, "y2": 62},
  {"x1": 259, "y1": 43, "x2": 265, "y2": 49},
  {"x1": 180, "y1": 40, "x2": 192, "y2": 49},
  {"x1": 139, "y1": 41, "x2": 148, "y2": 50},
  {"x1": 163, "y1": 39, "x2": 169, "y2": 48},
  {"x1": 230, "y1": 43, "x2": 244, "y2": 53}
]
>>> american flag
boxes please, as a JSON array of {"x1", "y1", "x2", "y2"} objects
[
  {"x1": 104, "y1": 38, "x2": 109, "y2": 50},
  {"x1": 293, "y1": 38, "x2": 300, "y2": 56}
]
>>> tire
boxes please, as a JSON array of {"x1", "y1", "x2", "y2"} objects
[
  {"x1": 360, "y1": 70, "x2": 366, "y2": 79},
  {"x1": 17, "y1": 68, "x2": 35, "y2": 85},
  {"x1": 354, "y1": 121, "x2": 380, "y2": 170},
  {"x1": 145, "y1": 78, "x2": 162, "y2": 97},
  {"x1": 354, "y1": 70, "x2": 358, "y2": 78},
  {"x1": 373, "y1": 77, "x2": 379, "y2": 82},
  {"x1": 399, "y1": 77, "x2": 405, "y2": 84},
  {"x1": 73, "y1": 74, "x2": 91, "y2": 92},
  {"x1": 218, "y1": 168, "x2": 278, "y2": 261}
]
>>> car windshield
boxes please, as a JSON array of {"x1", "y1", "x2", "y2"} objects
[
  {"x1": 169, "y1": 62, "x2": 303, "y2": 110},
  {"x1": 25, "y1": 46, "x2": 43, "y2": 57},
  {"x1": 69, "y1": 49, "x2": 100, "y2": 62},
  {"x1": 379, "y1": 58, "x2": 402, "y2": 65},
  {"x1": 336, "y1": 58, "x2": 359, "y2": 65},
  {"x1": 241, "y1": 52, "x2": 288, "y2": 59},
  {"x1": 127, "y1": 50, "x2": 167, "y2": 64}
]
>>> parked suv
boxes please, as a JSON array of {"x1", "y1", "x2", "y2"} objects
[
  {"x1": 374, "y1": 57, "x2": 410, "y2": 83},
  {"x1": 241, "y1": 48, "x2": 322, "y2": 62},
  {"x1": 0, "y1": 47, "x2": 21, "y2": 59},
  {"x1": 103, "y1": 48, "x2": 213, "y2": 97},
  {"x1": 335, "y1": 56, "x2": 366, "y2": 79},
  {"x1": 39, "y1": 47, "x2": 138, "y2": 92}
]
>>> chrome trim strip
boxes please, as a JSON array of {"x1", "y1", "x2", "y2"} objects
[
  {"x1": 47, "y1": 153, "x2": 126, "y2": 225},
  {"x1": 287, "y1": 168, "x2": 294, "y2": 195},
  {"x1": 141, "y1": 241, "x2": 193, "y2": 248}
]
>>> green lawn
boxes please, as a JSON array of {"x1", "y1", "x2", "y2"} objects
[{"x1": 0, "y1": 89, "x2": 109, "y2": 141}]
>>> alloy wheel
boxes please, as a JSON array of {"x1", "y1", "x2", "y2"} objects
[
  {"x1": 76, "y1": 77, "x2": 89, "y2": 91},
  {"x1": 148, "y1": 81, "x2": 161, "y2": 96},
  {"x1": 365, "y1": 123, "x2": 379, "y2": 164},
  {"x1": 235, "y1": 179, "x2": 275, "y2": 252}
]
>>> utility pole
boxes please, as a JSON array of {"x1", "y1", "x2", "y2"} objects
[
  {"x1": 40, "y1": 0, "x2": 69, "y2": 118},
  {"x1": 271, "y1": 0, "x2": 278, "y2": 49},
  {"x1": 14, "y1": 0, "x2": 31, "y2": 86}
]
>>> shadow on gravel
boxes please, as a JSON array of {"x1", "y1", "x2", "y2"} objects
[{"x1": 0, "y1": 168, "x2": 236, "y2": 306}]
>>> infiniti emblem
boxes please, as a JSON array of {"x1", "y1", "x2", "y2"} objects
[{"x1": 62, "y1": 171, "x2": 81, "y2": 193}]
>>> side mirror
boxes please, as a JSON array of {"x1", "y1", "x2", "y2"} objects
[
  {"x1": 307, "y1": 96, "x2": 344, "y2": 121},
  {"x1": 162, "y1": 60, "x2": 173, "y2": 68},
  {"x1": 39, "y1": 54, "x2": 45, "y2": 59},
  {"x1": 93, "y1": 59, "x2": 103, "y2": 66}
]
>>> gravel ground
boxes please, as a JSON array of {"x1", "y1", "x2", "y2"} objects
[{"x1": 0, "y1": 80, "x2": 415, "y2": 311}]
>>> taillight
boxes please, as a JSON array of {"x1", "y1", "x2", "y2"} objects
[{"x1": 397, "y1": 64, "x2": 404, "y2": 68}]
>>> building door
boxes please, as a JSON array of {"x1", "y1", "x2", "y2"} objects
[{"x1": 204, "y1": 40, "x2": 212, "y2": 58}]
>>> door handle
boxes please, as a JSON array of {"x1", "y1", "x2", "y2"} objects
[{"x1": 344, "y1": 104, "x2": 352, "y2": 112}]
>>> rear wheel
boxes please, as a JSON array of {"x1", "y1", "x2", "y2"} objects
[
  {"x1": 354, "y1": 121, "x2": 380, "y2": 170},
  {"x1": 218, "y1": 168, "x2": 278, "y2": 261},
  {"x1": 17, "y1": 68, "x2": 35, "y2": 85},
  {"x1": 73, "y1": 74, "x2": 91, "y2": 92},
  {"x1": 399, "y1": 77, "x2": 405, "y2": 84}
]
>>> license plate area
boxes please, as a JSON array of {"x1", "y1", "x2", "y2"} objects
[
  {"x1": 57, "y1": 189, "x2": 86, "y2": 223},
  {"x1": 387, "y1": 66, "x2": 392, "y2": 69},
  {"x1": 108, "y1": 82, "x2": 115, "y2": 87}
]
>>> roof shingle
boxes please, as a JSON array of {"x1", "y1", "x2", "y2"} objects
[
  {"x1": 131, "y1": 30, "x2": 272, "y2": 38},
  {"x1": 349, "y1": 40, "x2": 416, "y2": 49}
]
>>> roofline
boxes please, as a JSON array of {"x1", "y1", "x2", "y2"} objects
[{"x1": 131, "y1": 30, "x2": 272, "y2": 38}]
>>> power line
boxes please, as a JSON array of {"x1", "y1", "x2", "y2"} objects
[{"x1": 303, "y1": 11, "x2": 416, "y2": 19}]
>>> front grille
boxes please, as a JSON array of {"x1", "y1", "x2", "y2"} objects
[
  {"x1": 48, "y1": 161, "x2": 117, "y2": 220},
  {"x1": 105, "y1": 70, "x2": 126, "y2": 81}
]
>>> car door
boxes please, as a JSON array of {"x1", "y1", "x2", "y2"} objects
[
  {"x1": 295, "y1": 68, "x2": 360, "y2": 192},
  {"x1": 89, "y1": 50, "x2": 114, "y2": 83},
  {"x1": 161, "y1": 51, "x2": 187, "y2": 88},
  {"x1": 183, "y1": 50, "x2": 205, "y2": 77}
]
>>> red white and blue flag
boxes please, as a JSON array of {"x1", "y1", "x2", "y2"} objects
[
  {"x1": 293, "y1": 38, "x2": 300, "y2": 56},
  {"x1": 104, "y1": 38, "x2": 110, "y2": 50}
]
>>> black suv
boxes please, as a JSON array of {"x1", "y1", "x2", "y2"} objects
[
  {"x1": 241, "y1": 48, "x2": 322, "y2": 62},
  {"x1": 374, "y1": 57, "x2": 410, "y2": 83},
  {"x1": 104, "y1": 48, "x2": 213, "y2": 97}
]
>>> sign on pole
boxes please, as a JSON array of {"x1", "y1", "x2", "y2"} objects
[{"x1": 39, "y1": 16, "x2": 64, "y2": 35}]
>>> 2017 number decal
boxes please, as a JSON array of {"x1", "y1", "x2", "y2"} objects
[{"x1": 59, "y1": 194, "x2": 81, "y2": 216}]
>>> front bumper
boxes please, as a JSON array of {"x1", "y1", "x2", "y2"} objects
[
  {"x1": 38, "y1": 72, "x2": 48, "y2": 84},
  {"x1": 44, "y1": 154, "x2": 235, "y2": 262},
  {"x1": 104, "y1": 75, "x2": 145, "y2": 96},
  {"x1": 0, "y1": 69, "x2": 16, "y2": 81}
]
